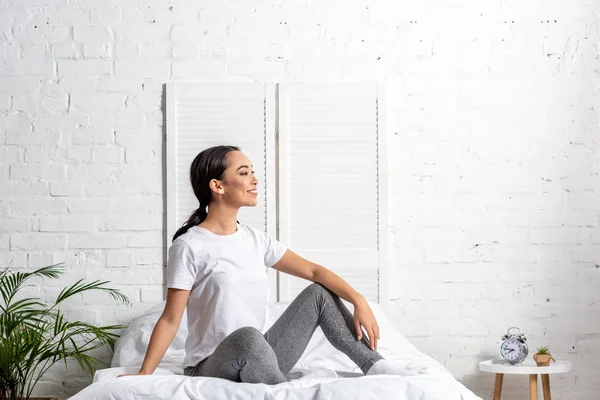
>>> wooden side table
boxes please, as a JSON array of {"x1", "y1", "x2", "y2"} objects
[{"x1": 479, "y1": 359, "x2": 571, "y2": 400}]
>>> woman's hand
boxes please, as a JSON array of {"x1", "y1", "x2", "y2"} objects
[{"x1": 353, "y1": 298, "x2": 379, "y2": 351}]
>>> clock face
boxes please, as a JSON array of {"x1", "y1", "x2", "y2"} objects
[{"x1": 501, "y1": 338, "x2": 524, "y2": 362}]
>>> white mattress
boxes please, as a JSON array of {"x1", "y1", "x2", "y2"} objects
[{"x1": 70, "y1": 301, "x2": 482, "y2": 400}]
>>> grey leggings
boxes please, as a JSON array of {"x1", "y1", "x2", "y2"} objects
[{"x1": 183, "y1": 283, "x2": 383, "y2": 384}]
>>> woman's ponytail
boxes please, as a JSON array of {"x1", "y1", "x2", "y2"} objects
[{"x1": 172, "y1": 204, "x2": 208, "y2": 242}]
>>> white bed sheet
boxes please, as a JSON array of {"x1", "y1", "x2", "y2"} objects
[{"x1": 70, "y1": 301, "x2": 482, "y2": 400}]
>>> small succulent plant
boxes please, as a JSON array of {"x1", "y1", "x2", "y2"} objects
[{"x1": 536, "y1": 345, "x2": 551, "y2": 354}]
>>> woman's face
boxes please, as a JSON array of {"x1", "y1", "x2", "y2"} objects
[{"x1": 217, "y1": 151, "x2": 259, "y2": 207}]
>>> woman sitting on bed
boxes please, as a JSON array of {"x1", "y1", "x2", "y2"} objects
[{"x1": 122, "y1": 145, "x2": 406, "y2": 383}]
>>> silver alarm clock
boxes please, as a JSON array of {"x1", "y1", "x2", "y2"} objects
[{"x1": 500, "y1": 327, "x2": 528, "y2": 364}]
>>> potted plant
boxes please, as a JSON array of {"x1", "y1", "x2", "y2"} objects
[
  {"x1": 533, "y1": 345, "x2": 556, "y2": 366},
  {"x1": 0, "y1": 263, "x2": 130, "y2": 400}
]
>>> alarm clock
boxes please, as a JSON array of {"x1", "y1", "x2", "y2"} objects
[{"x1": 500, "y1": 327, "x2": 528, "y2": 364}]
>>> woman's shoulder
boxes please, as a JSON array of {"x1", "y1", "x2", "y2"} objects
[
  {"x1": 238, "y1": 223, "x2": 257, "y2": 233},
  {"x1": 170, "y1": 227, "x2": 205, "y2": 250},
  {"x1": 238, "y1": 223, "x2": 266, "y2": 237},
  {"x1": 239, "y1": 224, "x2": 275, "y2": 247},
  {"x1": 169, "y1": 230, "x2": 212, "y2": 266}
]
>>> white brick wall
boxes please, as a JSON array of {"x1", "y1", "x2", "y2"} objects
[{"x1": 0, "y1": 0, "x2": 598, "y2": 398}]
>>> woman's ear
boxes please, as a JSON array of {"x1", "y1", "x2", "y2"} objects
[{"x1": 209, "y1": 178, "x2": 225, "y2": 195}]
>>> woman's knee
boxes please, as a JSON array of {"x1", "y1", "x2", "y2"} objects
[
  {"x1": 303, "y1": 282, "x2": 333, "y2": 298},
  {"x1": 229, "y1": 326, "x2": 268, "y2": 351}
]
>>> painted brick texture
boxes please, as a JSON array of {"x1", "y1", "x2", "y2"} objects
[{"x1": 0, "y1": 0, "x2": 598, "y2": 398}]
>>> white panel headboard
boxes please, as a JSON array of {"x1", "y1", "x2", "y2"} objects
[{"x1": 277, "y1": 83, "x2": 388, "y2": 304}]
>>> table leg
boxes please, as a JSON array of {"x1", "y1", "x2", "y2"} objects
[
  {"x1": 529, "y1": 374, "x2": 538, "y2": 400},
  {"x1": 542, "y1": 374, "x2": 551, "y2": 400},
  {"x1": 493, "y1": 373, "x2": 503, "y2": 400}
]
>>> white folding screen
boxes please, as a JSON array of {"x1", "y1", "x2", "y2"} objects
[
  {"x1": 166, "y1": 82, "x2": 387, "y2": 304},
  {"x1": 166, "y1": 83, "x2": 278, "y2": 296},
  {"x1": 278, "y1": 83, "x2": 388, "y2": 304}
]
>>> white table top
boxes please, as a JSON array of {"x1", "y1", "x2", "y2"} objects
[{"x1": 479, "y1": 359, "x2": 572, "y2": 375}]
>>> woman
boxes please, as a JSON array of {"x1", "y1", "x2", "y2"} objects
[{"x1": 126, "y1": 145, "x2": 405, "y2": 383}]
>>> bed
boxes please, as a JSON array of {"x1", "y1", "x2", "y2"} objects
[{"x1": 70, "y1": 300, "x2": 482, "y2": 400}]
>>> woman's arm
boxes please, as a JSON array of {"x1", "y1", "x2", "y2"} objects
[
  {"x1": 120, "y1": 288, "x2": 190, "y2": 376},
  {"x1": 272, "y1": 249, "x2": 379, "y2": 350}
]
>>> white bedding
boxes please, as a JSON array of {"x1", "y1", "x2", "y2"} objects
[{"x1": 70, "y1": 301, "x2": 482, "y2": 400}]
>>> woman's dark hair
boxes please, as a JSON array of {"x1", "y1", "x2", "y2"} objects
[{"x1": 172, "y1": 145, "x2": 240, "y2": 242}]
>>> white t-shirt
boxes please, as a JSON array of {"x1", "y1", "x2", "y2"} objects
[{"x1": 166, "y1": 223, "x2": 287, "y2": 367}]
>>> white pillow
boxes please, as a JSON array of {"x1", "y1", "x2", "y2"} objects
[
  {"x1": 111, "y1": 300, "x2": 448, "y2": 375},
  {"x1": 111, "y1": 302, "x2": 188, "y2": 372}
]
